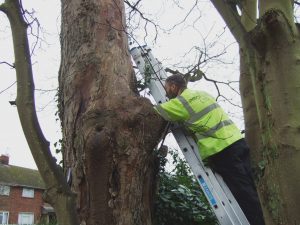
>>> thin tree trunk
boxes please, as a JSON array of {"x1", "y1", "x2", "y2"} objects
[
  {"x1": 59, "y1": 0, "x2": 165, "y2": 224},
  {"x1": 0, "y1": 1, "x2": 79, "y2": 225}
]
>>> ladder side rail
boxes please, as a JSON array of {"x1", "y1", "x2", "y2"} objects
[
  {"x1": 131, "y1": 47, "x2": 167, "y2": 104},
  {"x1": 184, "y1": 134, "x2": 249, "y2": 224},
  {"x1": 214, "y1": 173, "x2": 249, "y2": 224},
  {"x1": 172, "y1": 128, "x2": 246, "y2": 225}
]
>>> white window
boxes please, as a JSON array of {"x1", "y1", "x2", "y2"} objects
[
  {"x1": 18, "y1": 213, "x2": 34, "y2": 225},
  {"x1": 22, "y1": 188, "x2": 34, "y2": 198},
  {"x1": 0, "y1": 185, "x2": 10, "y2": 196},
  {"x1": 0, "y1": 211, "x2": 9, "y2": 224}
]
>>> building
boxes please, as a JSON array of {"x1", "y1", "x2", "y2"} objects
[{"x1": 0, "y1": 154, "x2": 55, "y2": 224}]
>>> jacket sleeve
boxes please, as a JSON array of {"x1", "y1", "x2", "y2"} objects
[{"x1": 154, "y1": 98, "x2": 189, "y2": 122}]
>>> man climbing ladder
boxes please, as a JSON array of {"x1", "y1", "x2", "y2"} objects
[{"x1": 154, "y1": 74, "x2": 265, "y2": 225}]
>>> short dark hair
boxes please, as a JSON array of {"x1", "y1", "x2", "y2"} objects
[{"x1": 165, "y1": 74, "x2": 187, "y2": 89}]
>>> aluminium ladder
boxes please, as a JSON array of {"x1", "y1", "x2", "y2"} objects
[{"x1": 130, "y1": 45, "x2": 250, "y2": 225}]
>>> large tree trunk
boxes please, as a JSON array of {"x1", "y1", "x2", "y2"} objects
[
  {"x1": 241, "y1": 1, "x2": 300, "y2": 224},
  {"x1": 58, "y1": 0, "x2": 165, "y2": 224}
]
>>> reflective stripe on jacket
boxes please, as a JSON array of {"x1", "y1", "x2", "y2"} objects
[{"x1": 154, "y1": 89, "x2": 242, "y2": 160}]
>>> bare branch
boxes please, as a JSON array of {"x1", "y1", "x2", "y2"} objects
[
  {"x1": 172, "y1": 35, "x2": 236, "y2": 76},
  {"x1": 218, "y1": 95, "x2": 241, "y2": 108},
  {"x1": 200, "y1": 73, "x2": 241, "y2": 108},
  {"x1": 210, "y1": 0, "x2": 247, "y2": 45},
  {"x1": 0, "y1": 81, "x2": 16, "y2": 95},
  {"x1": 166, "y1": 0, "x2": 199, "y2": 31},
  {"x1": 18, "y1": 1, "x2": 43, "y2": 56},
  {"x1": 165, "y1": 65, "x2": 240, "y2": 102},
  {"x1": 0, "y1": 61, "x2": 15, "y2": 68},
  {"x1": 295, "y1": 1, "x2": 300, "y2": 6},
  {"x1": 202, "y1": 73, "x2": 239, "y2": 94},
  {"x1": 127, "y1": 0, "x2": 142, "y2": 15},
  {"x1": 124, "y1": 0, "x2": 160, "y2": 41}
]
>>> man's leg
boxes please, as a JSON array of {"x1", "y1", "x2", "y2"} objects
[{"x1": 208, "y1": 139, "x2": 265, "y2": 225}]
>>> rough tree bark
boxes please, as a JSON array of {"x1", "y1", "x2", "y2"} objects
[
  {"x1": 58, "y1": 0, "x2": 165, "y2": 224},
  {"x1": 0, "y1": 1, "x2": 79, "y2": 225},
  {"x1": 211, "y1": 0, "x2": 300, "y2": 224}
]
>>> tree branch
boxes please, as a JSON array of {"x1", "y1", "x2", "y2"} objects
[
  {"x1": 1, "y1": 0, "x2": 79, "y2": 224},
  {"x1": 240, "y1": 0, "x2": 257, "y2": 31},
  {"x1": 201, "y1": 73, "x2": 240, "y2": 103},
  {"x1": 165, "y1": 67, "x2": 241, "y2": 108},
  {"x1": 125, "y1": 0, "x2": 160, "y2": 41},
  {"x1": 0, "y1": 81, "x2": 16, "y2": 95},
  {"x1": 18, "y1": 0, "x2": 43, "y2": 56},
  {"x1": 0, "y1": 61, "x2": 15, "y2": 68},
  {"x1": 166, "y1": 0, "x2": 199, "y2": 31},
  {"x1": 209, "y1": 0, "x2": 248, "y2": 45}
]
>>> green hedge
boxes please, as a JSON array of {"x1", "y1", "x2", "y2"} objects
[{"x1": 153, "y1": 148, "x2": 217, "y2": 225}]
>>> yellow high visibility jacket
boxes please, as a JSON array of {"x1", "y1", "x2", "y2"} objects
[{"x1": 154, "y1": 89, "x2": 242, "y2": 160}]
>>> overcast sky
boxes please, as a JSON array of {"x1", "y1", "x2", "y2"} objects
[{"x1": 0, "y1": 0, "x2": 242, "y2": 169}]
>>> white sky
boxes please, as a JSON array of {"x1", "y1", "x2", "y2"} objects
[{"x1": 0, "y1": 0, "x2": 242, "y2": 169}]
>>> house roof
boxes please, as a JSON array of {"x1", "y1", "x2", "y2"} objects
[{"x1": 0, "y1": 164, "x2": 45, "y2": 189}]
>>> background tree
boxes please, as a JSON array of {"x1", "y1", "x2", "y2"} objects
[{"x1": 209, "y1": 1, "x2": 300, "y2": 224}]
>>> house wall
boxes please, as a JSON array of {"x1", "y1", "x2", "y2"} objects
[{"x1": 0, "y1": 186, "x2": 44, "y2": 224}]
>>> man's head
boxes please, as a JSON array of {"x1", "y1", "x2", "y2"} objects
[{"x1": 165, "y1": 74, "x2": 187, "y2": 99}]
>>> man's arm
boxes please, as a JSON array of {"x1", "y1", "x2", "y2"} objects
[{"x1": 153, "y1": 98, "x2": 189, "y2": 122}]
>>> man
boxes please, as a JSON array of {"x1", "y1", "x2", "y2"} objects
[{"x1": 154, "y1": 74, "x2": 265, "y2": 225}]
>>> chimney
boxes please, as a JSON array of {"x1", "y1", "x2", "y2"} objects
[{"x1": 0, "y1": 154, "x2": 9, "y2": 165}]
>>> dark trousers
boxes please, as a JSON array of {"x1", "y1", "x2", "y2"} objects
[{"x1": 208, "y1": 139, "x2": 265, "y2": 225}]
